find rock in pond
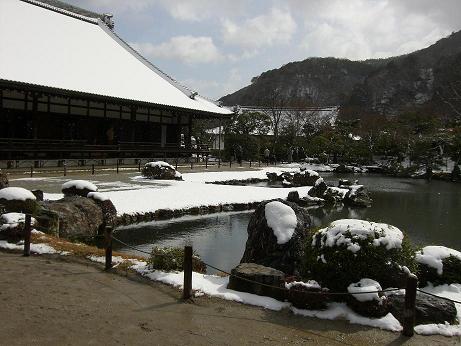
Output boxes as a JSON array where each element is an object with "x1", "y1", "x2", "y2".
[
  {"x1": 240, "y1": 200, "x2": 311, "y2": 275},
  {"x1": 343, "y1": 185, "x2": 372, "y2": 208},
  {"x1": 227, "y1": 263, "x2": 286, "y2": 301}
]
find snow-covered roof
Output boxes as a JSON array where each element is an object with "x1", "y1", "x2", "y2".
[{"x1": 0, "y1": 0, "x2": 232, "y2": 116}]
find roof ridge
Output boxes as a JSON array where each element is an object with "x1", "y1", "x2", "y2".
[
  {"x1": 97, "y1": 20, "x2": 220, "y2": 105},
  {"x1": 20, "y1": 0, "x2": 99, "y2": 25}
]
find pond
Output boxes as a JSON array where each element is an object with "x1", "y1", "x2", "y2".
[{"x1": 114, "y1": 174, "x2": 461, "y2": 274}]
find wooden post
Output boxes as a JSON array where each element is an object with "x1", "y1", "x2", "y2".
[
  {"x1": 229, "y1": 159, "x2": 232, "y2": 168},
  {"x1": 205, "y1": 156, "x2": 208, "y2": 169},
  {"x1": 183, "y1": 245, "x2": 193, "y2": 300},
  {"x1": 138, "y1": 160, "x2": 141, "y2": 172},
  {"x1": 91, "y1": 164, "x2": 95, "y2": 175},
  {"x1": 23, "y1": 214, "x2": 32, "y2": 257},
  {"x1": 30, "y1": 166, "x2": 33, "y2": 178},
  {"x1": 105, "y1": 226, "x2": 113, "y2": 271},
  {"x1": 116, "y1": 159, "x2": 119, "y2": 174},
  {"x1": 190, "y1": 158, "x2": 193, "y2": 170},
  {"x1": 402, "y1": 274, "x2": 418, "y2": 337},
  {"x1": 175, "y1": 156, "x2": 178, "y2": 170},
  {"x1": 63, "y1": 164, "x2": 67, "y2": 176},
  {"x1": 249, "y1": 160, "x2": 252, "y2": 168}
]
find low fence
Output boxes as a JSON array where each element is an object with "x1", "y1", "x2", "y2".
[{"x1": 4, "y1": 217, "x2": 461, "y2": 338}]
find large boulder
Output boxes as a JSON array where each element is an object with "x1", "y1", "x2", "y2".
[
  {"x1": 0, "y1": 187, "x2": 40, "y2": 214},
  {"x1": 142, "y1": 161, "x2": 182, "y2": 180},
  {"x1": 307, "y1": 178, "x2": 328, "y2": 198},
  {"x1": 388, "y1": 293, "x2": 457, "y2": 325},
  {"x1": 227, "y1": 263, "x2": 286, "y2": 301},
  {"x1": 0, "y1": 171, "x2": 8, "y2": 189},
  {"x1": 62, "y1": 180, "x2": 98, "y2": 198},
  {"x1": 306, "y1": 219, "x2": 417, "y2": 292},
  {"x1": 34, "y1": 207, "x2": 60, "y2": 236},
  {"x1": 267, "y1": 170, "x2": 320, "y2": 187},
  {"x1": 240, "y1": 200, "x2": 311, "y2": 275},
  {"x1": 343, "y1": 185, "x2": 372, "y2": 208},
  {"x1": 42, "y1": 196, "x2": 104, "y2": 238},
  {"x1": 416, "y1": 246, "x2": 461, "y2": 286}
]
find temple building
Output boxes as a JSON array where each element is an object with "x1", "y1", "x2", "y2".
[{"x1": 0, "y1": 0, "x2": 231, "y2": 163}]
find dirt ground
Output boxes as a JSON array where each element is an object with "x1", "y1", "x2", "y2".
[{"x1": 1, "y1": 251, "x2": 459, "y2": 346}]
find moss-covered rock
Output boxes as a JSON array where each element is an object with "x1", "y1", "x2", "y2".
[{"x1": 305, "y1": 219, "x2": 417, "y2": 293}]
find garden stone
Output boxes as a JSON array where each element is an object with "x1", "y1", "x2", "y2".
[
  {"x1": 388, "y1": 293, "x2": 457, "y2": 325},
  {"x1": 227, "y1": 263, "x2": 286, "y2": 301},
  {"x1": 142, "y1": 161, "x2": 182, "y2": 180},
  {"x1": 34, "y1": 206, "x2": 60, "y2": 236},
  {"x1": 307, "y1": 179, "x2": 328, "y2": 198},
  {"x1": 31, "y1": 190, "x2": 44, "y2": 201},
  {"x1": 42, "y1": 196, "x2": 104, "y2": 238},
  {"x1": 240, "y1": 200, "x2": 311, "y2": 275},
  {"x1": 287, "y1": 191, "x2": 300, "y2": 203},
  {"x1": 346, "y1": 295, "x2": 389, "y2": 318},
  {"x1": 343, "y1": 185, "x2": 372, "y2": 208}
]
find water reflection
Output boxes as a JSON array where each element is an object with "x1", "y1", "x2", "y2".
[{"x1": 117, "y1": 175, "x2": 461, "y2": 273}]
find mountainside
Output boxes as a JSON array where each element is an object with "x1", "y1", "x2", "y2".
[{"x1": 220, "y1": 30, "x2": 461, "y2": 117}]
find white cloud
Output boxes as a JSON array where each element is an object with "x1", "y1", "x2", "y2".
[
  {"x1": 297, "y1": 0, "x2": 452, "y2": 60},
  {"x1": 221, "y1": 8, "x2": 297, "y2": 49},
  {"x1": 157, "y1": 0, "x2": 246, "y2": 22},
  {"x1": 131, "y1": 36, "x2": 223, "y2": 64}
]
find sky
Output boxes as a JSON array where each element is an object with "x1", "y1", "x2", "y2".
[{"x1": 65, "y1": 0, "x2": 461, "y2": 100}]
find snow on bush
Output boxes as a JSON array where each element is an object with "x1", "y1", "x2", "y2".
[
  {"x1": 0, "y1": 187, "x2": 36, "y2": 201},
  {"x1": 416, "y1": 246, "x2": 461, "y2": 275},
  {"x1": 347, "y1": 279, "x2": 384, "y2": 303},
  {"x1": 62, "y1": 180, "x2": 97, "y2": 192},
  {"x1": 86, "y1": 192, "x2": 109, "y2": 201},
  {"x1": 0, "y1": 212, "x2": 36, "y2": 231},
  {"x1": 416, "y1": 246, "x2": 461, "y2": 285},
  {"x1": 285, "y1": 280, "x2": 321, "y2": 290},
  {"x1": 306, "y1": 219, "x2": 416, "y2": 292},
  {"x1": 142, "y1": 161, "x2": 182, "y2": 180},
  {"x1": 313, "y1": 219, "x2": 404, "y2": 253},
  {"x1": 265, "y1": 201, "x2": 297, "y2": 244}
]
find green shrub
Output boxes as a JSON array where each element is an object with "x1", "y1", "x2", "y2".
[
  {"x1": 417, "y1": 255, "x2": 461, "y2": 286},
  {"x1": 303, "y1": 221, "x2": 417, "y2": 293},
  {"x1": 147, "y1": 247, "x2": 206, "y2": 273}
]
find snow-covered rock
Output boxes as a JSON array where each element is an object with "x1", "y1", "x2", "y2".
[
  {"x1": 241, "y1": 200, "x2": 311, "y2": 275},
  {"x1": 62, "y1": 180, "x2": 98, "y2": 197},
  {"x1": 142, "y1": 161, "x2": 182, "y2": 180}
]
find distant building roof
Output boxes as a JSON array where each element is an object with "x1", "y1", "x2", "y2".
[{"x1": 0, "y1": 0, "x2": 232, "y2": 116}]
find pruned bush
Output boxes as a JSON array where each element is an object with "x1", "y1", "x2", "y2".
[
  {"x1": 304, "y1": 219, "x2": 417, "y2": 293},
  {"x1": 147, "y1": 247, "x2": 206, "y2": 273},
  {"x1": 416, "y1": 246, "x2": 461, "y2": 286},
  {"x1": 142, "y1": 161, "x2": 182, "y2": 180}
]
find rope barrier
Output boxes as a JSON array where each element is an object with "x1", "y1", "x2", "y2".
[
  {"x1": 111, "y1": 235, "x2": 156, "y2": 256},
  {"x1": 416, "y1": 289, "x2": 461, "y2": 305}
]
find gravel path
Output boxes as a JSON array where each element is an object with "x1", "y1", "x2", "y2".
[{"x1": 1, "y1": 252, "x2": 458, "y2": 345}]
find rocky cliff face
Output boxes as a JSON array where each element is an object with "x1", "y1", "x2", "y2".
[{"x1": 220, "y1": 30, "x2": 461, "y2": 118}]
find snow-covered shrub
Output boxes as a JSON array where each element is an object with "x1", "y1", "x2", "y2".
[
  {"x1": 62, "y1": 180, "x2": 98, "y2": 197},
  {"x1": 305, "y1": 219, "x2": 416, "y2": 292},
  {"x1": 0, "y1": 212, "x2": 37, "y2": 239},
  {"x1": 147, "y1": 247, "x2": 206, "y2": 273},
  {"x1": 416, "y1": 246, "x2": 461, "y2": 286},
  {"x1": 0, "y1": 187, "x2": 39, "y2": 214},
  {"x1": 141, "y1": 161, "x2": 182, "y2": 180},
  {"x1": 286, "y1": 280, "x2": 330, "y2": 310},
  {"x1": 346, "y1": 278, "x2": 389, "y2": 317}
]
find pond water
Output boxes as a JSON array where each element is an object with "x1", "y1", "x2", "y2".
[{"x1": 115, "y1": 174, "x2": 461, "y2": 273}]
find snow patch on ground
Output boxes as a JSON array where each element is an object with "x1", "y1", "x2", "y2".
[
  {"x1": 0, "y1": 240, "x2": 68, "y2": 255},
  {"x1": 416, "y1": 246, "x2": 461, "y2": 275},
  {"x1": 265, "y1": 201, "x2": 297, "y2": 244}
]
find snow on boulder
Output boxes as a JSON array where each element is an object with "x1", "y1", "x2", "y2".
[
  {"x1": 62, "y1": 180, "x2": 98, "y2": 197},
  {"x1": 0, "y1": 187, "x2": 39, "y2": 214},
  {"x1": 416, "y1": 246, "x2": 461, "y2": 285},
  {"x1": 265, "y1": 201, "x2": 297, "y2": 245},
  {"x1": 308, "y1": 219, "x2": 416, "y2": 291},
  {"x1": 142, "y1": 161, "x2": 182, "y2": 180},
  {"x1": 241, "y1": 200, "x2": 311, "y2": 275},
  {"x1": 86, "y1": 192, "x2": 109, "y2": 201}
]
